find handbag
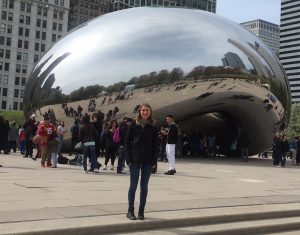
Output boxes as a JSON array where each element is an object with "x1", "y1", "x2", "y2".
[
  {"x1": 32, "y1": 134, "x2": 41, "y2": 144},
  {"x1": 74, "y1": 142, "x2": 83, "y2": 150}
]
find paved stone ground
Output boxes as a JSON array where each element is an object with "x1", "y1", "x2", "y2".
[{"x1": 1, "y1": 152, "x2": 300, "y2": 234}]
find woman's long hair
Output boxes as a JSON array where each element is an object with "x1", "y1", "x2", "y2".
[
  {"x1": 109, "y1": 119, "x2": 118, "y2": 129},
  {"x1": 136, "y1": 103, "x2": 155, "y2": 126}
]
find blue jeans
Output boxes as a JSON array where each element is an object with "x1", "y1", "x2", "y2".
[
  {"x1": 128, "y1": 162, "x2": 152, "y2": 209},
  {"x1": 83, "y1": 145, "x2": 98, "y2": 171},
  {"x1": 117, "y1": 145, "x2": 126, "y2": 172},
  {"x1": 58, "y1": 135, "x2": 64, "y2": 153},
  {"x1": 19, "y1": 140, "x2": 25, "y2": 154}
]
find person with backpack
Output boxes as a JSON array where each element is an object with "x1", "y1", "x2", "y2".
[
  {"x1": 103, "y1": 120, "x2": 118, "y2": 170},
  {"x1": 125, "y1": 103, "x2": 159, "y2": 220},
  {"x1": 116, "y1": 117, "x2": 132, "y2": 174}
]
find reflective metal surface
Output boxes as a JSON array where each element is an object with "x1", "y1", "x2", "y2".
[{"x1": 24, "y1": 7, "x2": 291, "y2": 154}]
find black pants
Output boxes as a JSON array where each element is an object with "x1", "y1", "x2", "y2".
[
  {"x1": 105, "y1": 145, "x2": 116, "y2": 165},
  {"x1": 297, "y1": 151, "x2": 300, "y2": 164},
  {"x1": 273, "y1": 149, "x2": 283, "y2": 166},
  {"x1": 71, "y1": 137, "x2": 78, "y2": 152},
  {"x1": 25, "y1": 139, "x2": 33, "y2": 157},
  {"x1": 95, "y1": 138, "x2": 100, "y2": 158},
  {"x1": 9, "y1": 141, "x2": 17, "y2": 152},
  {"x1": 117, "y1": 145, "x2": 126, "y2": 172}
]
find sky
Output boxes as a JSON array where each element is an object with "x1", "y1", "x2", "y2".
[{"x1": 217, "y1": 0, "x2": 281, "y2": 25}]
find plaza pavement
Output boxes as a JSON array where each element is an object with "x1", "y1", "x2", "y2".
[{"x1": 1, "y1": 153, "x2": 300, "y2": 234}]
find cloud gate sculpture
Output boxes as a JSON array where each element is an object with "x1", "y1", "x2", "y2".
[{"x1": 24, "y1": 7, "x2": 291, "y2": 155}]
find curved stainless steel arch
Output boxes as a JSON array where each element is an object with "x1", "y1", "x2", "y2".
[{"x1": 24, "y1": 7, "x2": 291, "y2": 155}]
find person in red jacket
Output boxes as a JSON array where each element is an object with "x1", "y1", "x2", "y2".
[{"x1": 37, "y1": 115, "x2": 56, "y2": 167}]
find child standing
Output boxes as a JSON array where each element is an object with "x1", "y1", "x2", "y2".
[{"x1": 18, "y1": 127, "x2": 26, "y2": 155}]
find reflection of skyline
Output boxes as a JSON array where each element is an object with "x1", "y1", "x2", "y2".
[
  {"x1": 222, "y1": 52, "x2": 246, "y2": 69},
  {"x1": 32, "y1": 8, "x2": 261, "y2": 94},
  {"x1": 43, "y1": 74, "x2": 55, "y2": 90},
  {"x1": 227, "y1": 38, "x2": 272, "y2": 79},
  {"x1": 27, "y1": 7, "x2": 286, "y2": 104}
]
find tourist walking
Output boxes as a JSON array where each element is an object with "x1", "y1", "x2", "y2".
[
  {"x1": 240, "y1": 133, "x2": 250, "y2": 162},
  {"x1": 117, "y1": 117, "x2": 132, "y2": 174},
  {"x1": 273, "y1": 133, "x2": 283, "y2": 167},
  {"x1": 281, "y1": 135, "x2": 289, "y2": 167},
  {"x1": 125, "y1": 103, "x2": 159, "y2": 220},
  {"x1": 23, "y1": 115, "x2": 37, "y2": 158},
  {"x1": 78, "y1": 115, "x2": 99, "y2": 173},
  {"x1": 162, "y1": 115, "x2": 178, "y2": 175},
  {"x1": 103, "y1": 120, "x2": 118, "y2": 170},
  {"x1": 8, "y1": 121, "x2": 18, "y2": 153},
  {"x1": 57, "y1": 120, "x2": 67, "y2": 156},
  {"x1": 290, "y1": 136, "x2": 298, "y2": 165},
  {"x1": 0, "y1": 116, "x2": 9, "y2": 154}
]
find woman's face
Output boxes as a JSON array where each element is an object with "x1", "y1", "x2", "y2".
[
  {"x1": 140, "y1": 106, "x2": 151, "y2": 120},
  {"x1": 112, "y1": 121, "x2": 117, "y2": 127}
]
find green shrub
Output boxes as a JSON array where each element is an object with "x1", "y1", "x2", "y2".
[{"x1": 0, "y1": 111, "x2": 25, "y2": 127}]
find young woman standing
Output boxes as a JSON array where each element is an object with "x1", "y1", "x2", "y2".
[
  {"x1": 57, "y1": 120, "x2": 67, "y2": 156},
  {"x1": 103, "y1": 120, "x2": 118, "y2": 170},
  {"x1": 125, "y1": 103, "x2": 159, "y2": 220}
]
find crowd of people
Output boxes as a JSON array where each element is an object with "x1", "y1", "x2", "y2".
[
  {"x1": 272, "y1": 133, "x2": 300, "y2": 167},
  {"x1": 1, "y1": 101, "x2": 300, "y2": 220}
]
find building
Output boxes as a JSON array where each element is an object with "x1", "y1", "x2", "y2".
[
  {"x1": 68, "y1": 0, "x2": 216, "y2": 31},
  {"x1": 222, "y1": 52, "x2": 246, "y2": 70},
  {"x1": 68, "y1": 0, "x2": 111, "y2": 30},
  {"x1": 0, "y1": 0, "x2": 69, "y2": 111},
  {"x1": 241, "y1": 19, "x2": 280, "y2": 56},
  {"x1": 111, "y1": 0, "x2": 216, "y2": 13},
  {"x1": 280, "y1": 0, "x2": 300, "y2": 103}
]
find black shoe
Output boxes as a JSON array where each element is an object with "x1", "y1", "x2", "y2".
[
  {"x1": 127, "y1": 209, "x2": 137, "y2": 220},
  {"x1": 117, "y1": 170, "x2": 126, "y2": 174},
  {"x1": 30, "y1": 156, "x2": 37, "y2": 161},
  {"x1": 164, "y1": 170, "x2": 175, "y2": 175},
  {"x1": 23, "y1": 155, "x2": 28, "y2": 158},
  {"x1": 174, "y1": 169, "x2": 176, "y2": 173},
  {"x1": 138, "y1": 207, "x2": 144, "y2": 220},
  {"x1": 88, "y1": 168, "x2": 93, "y2": 172}
]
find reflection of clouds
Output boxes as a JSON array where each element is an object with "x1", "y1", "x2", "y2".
[{"x1": 30, "y1": 7, "x2": 285, "y2": 98}]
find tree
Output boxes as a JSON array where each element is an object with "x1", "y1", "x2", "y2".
[
  {"x1": 169, "y1": 67, "x2": 184, "y2": 83},
  {"x1": 156, "y1": 69, "x2": 170, "y2": 83},
  {"x1": 286, "y1": 104, "x2": 300, "y2": 138},
  {"x1": 186, "y1": 66, "x2": 205, "y2": 79}
]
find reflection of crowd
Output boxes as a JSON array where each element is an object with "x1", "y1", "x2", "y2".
[{"x1": 62, "y1": 103, "x2": 83, "y2": 118}]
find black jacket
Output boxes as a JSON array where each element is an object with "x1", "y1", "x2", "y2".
[
  {"x1": 118, "y1": 121, "x2": 128, "y2": 146},
  {"x1": 78, "y1": 123, "x2": 97, "y2": 143},
  {"x1": 167, "y1": 123, "x2": 178, "y2": 144},
  {"x1": 125, "y1": 122, "x2": 159, "y2": 165}
]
